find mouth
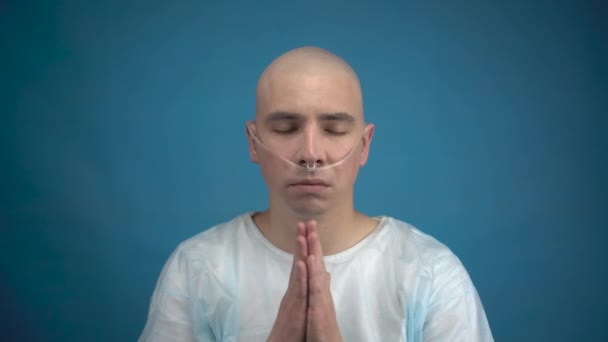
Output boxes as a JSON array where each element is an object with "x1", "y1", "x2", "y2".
[
  {"x1": 289, "y1": 179, "x2": 330, "y2": 192},
  {"x1": 291, "y1": 179, "x2": 329, "y2": 186}
]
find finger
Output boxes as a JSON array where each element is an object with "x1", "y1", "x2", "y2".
[
  {"x1": 288, "y1": 249, "x2": 298, "y2": 287},
  {"x1": 295, "y1": 260, "x2": 308, "y2": 299},
  {"x1": 296, "y1": 222, "x2": 308, "y2": 261},
  {"x1": 306, "y1": 221, "x2": 326, "y2": 271},
  {"x1": 289, "y1": 223, "x2": 308, "y2": 286},
  {"x1": 307, "y1": 254, "x2": 321, "y2": 306},
  {"x1": 297, "y1": 221, "x2": 307, "y2": 238}
]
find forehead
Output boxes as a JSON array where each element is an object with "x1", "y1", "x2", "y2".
[{"x1": 256, "y1": 70, "x2": 364, "y2": 122}]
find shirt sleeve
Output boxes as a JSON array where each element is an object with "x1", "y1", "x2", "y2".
[
  {"x1": 422, "y1": 249, "x2": 494, "y2": 342},
  {"x1": 139, "y1": 247, "x2": 215, "y2": 342}
]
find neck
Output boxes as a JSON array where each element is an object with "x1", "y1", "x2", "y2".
[{"x1": 253, "y1": 199, "x2": 378, "y2": 256}]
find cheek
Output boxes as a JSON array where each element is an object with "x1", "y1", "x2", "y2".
[
  {"x1": 345, "y1": 165, "x2": 361, "y2": 186},
  {"x1": 258, "y1": 165, "x2": 280, "y2": 192},
  {"x1": 348, "y1": 152, "x2": 365, "y2": 181},
  {"x1": 258, "y1": 157, "x2": 277, "y2": 175},
  {"x1": 332, "y1": 159, "x2": 361, "y2": 188},
  {"x1": 258, "y1": 155, "x2": 289, "y2": 187}
]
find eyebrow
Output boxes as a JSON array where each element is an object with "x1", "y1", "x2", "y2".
[
  {"x1": 318, "y1": 112, "x2": 356, "y2": 123},
  {"x1": 265, "y1": 111, "x2": 356, "y2": 124},
  {"x1": 265, "y1": 111, "x2": 302, "y2": 124}
]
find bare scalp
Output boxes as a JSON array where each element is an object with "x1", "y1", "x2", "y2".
[{"x1": 255, "y1": 46, "x2": 364, "y2": 121}]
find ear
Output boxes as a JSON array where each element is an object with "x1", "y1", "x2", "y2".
[
  {"x1": 359, "y1": 123, "x2": 375, "y2": 167},
  {"x1": 246, "y1": 121, "x2": 259, "y2": 164}
]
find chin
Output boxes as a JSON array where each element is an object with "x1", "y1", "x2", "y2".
[{"x1": 287, "y1": 199, "x2": 329, "y2": 219}]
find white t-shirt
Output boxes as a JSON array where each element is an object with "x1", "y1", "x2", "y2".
[{"x1": 139, "y1": 213, "x2": 493, "y2": 341}]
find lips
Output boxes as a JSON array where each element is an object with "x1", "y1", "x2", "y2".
[
  {"x1": 290, "y1": 179, "x2": 329, "y2": 193},
  {"x1": 292, "y1": 179, "x2": 328, "y2": 186}
]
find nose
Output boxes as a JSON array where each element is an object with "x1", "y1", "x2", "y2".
[{"x1": 297, "y1": 127, "x2": 324, "y2": 169}]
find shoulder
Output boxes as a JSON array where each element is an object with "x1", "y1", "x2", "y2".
[
  {"x1": 179, "y1": 213, "x2": 250, "y2": 255},
  {"x1": 378, "y1": 216, "x2": 458, "y2": 266},
  {"x1": 162, "y1": 213, "x2": 251, "y2": 276},
  {"x1": 381, "y1": 217, "x2": 477, "y2": 294},
  {"x1": 178, "y1": 214, "x2": 248, "y2": 252},
  {"x1": 372, "y1": 216, "x2": 474, "y2": 288}
]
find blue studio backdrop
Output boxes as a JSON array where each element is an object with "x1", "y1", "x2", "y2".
[{"x1": 1, "y1": 1, "x2": 606, "y2": 341}]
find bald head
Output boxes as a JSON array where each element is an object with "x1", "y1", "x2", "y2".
[{"x1": 255, "y1": 47, "x2": 364, "y2": 122}]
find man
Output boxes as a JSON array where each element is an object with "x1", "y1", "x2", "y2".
[{"x1": 139, "y1": 47, "x2": 493, "y2": 341}]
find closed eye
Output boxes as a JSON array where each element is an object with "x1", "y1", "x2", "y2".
[
  {"x1": 324, "y1": 129, "x2": 348, "y2": 136},
  {"x1": 272, "y1": 127, "x2": 298, "y2": 134}
]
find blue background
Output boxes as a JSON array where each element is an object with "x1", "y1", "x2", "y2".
[{"x1": 1, "y1": 0, "x2": 606, "y2": 340}]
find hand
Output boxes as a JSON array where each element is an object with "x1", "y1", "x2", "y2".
[
  {"x1": 305, "y1": 221, "x2": 342, "y2": 342},
  {"x1": 267, "y1": 223, "x2": 309, "y2": 342}
]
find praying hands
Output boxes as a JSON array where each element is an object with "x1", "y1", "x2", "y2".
[{"x1": 267, "y1": 221, "x2": 343, "y2": 342}]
